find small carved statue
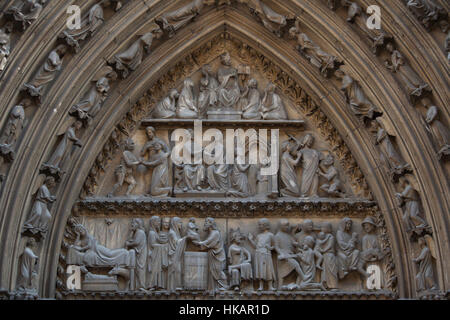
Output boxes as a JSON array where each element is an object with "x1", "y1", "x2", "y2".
[
  {"x1": 109, "y1": 138, "x2": 140, "y2": 197},
  {"x1": 195, "y1": 217, "x2": 228, "y2": 292},
  {"x1": 261, "y1": 83, "x2": 287, "y2": 120},
  {"x1": 295, "y1": 236, "x2": 325, "y2": 290},
  {"x1": 422, "y1": 100, "x2": 450, "y2": 160},
  {"x1": 336, "y1": 217, "x2": 368, "y2": 279},
  {"x1": 228, "y1": 228, "x2": 252, "y2": 290},
  {"x1": 5, "y1": 0, "x2": 44, "y2": 30},
  {"x1": 395, "y1": 177, "x2": 430, "y2": 236},
  {"x1": 156, "y1": 0, "x2": 205, "y2": 37},
  {"x1": 111, "y1": 27, "x2": 163, "y2": 79},
  {"x1": 314, "y1": 223, "x2": 339, "y2": 289},
  {"x1": 280, "y1": 138, "x2": 301, "y2": 197},
  {"x1": 298, "y1": 134, "x2": 324, "y2": 198},
  {"x1": 176, "y1": 78, "x2": 199, "y2": 119},
  {"x1": 406, "y1": 0, "x2": 447, "y2": 30},
  {"x1": 413, "y1": 237, "x2": 437, "y2": 291},
  {"x1": 125, "y1": 218, "x2": 147, "y2": 290},
  {"x1": 152, "y1": 89, "x2": 179, "y2": 119},
  {"x1": 146, "y1": 216, "x2": 167, "y2": 290},
  {"x1": 360, "y1": 217, "x2": 385, "y2": 263},
  {"x1": 217, "y1": 52, "x2": 241, "y2": 111},
  {"x1": 187, "y1": 218, "x2": 201, "y2": 243},
  {"x1": 0, "y1": 27, "x2": 11, "y2": 72},
  {"x1": 446, "y1": 31, "x2": 450, "y2": 62},
  {"x1": 23, "y1": 176, "x2": 56, "y2": 236},
  {"x1": 240, "y1": 78, "x2": 262, "y2": 119},
  {"x1": 17, "y1": 238, "x2": 39, "y2": 292},
  {"x1": 240, "y1": 0, "x2": 287, "y2": 37},
  {"x1": 142, "y1": 141, "x2": 172, "y2": 197},
  {"x1": 205, "y1": 150, "x2": 229, "y2": 192},
  {"x1": 24, "y1": 45, "x2": 67, "y2": 103},
  {"x1": 289, "y1": 21, "x2": 343, "y2": 77},
  {"x1": 228, "y1": 152, "x2": 251, "y2": 198},
  {"x1": 168, "y1": 217, "x2": 187, "y2": 292},
  {"x1": 41, "y1": 121, "x2": 83, "y2": 177},
  {"x1": 295, "y1": 219, "x2": 316, "y2": 247},
  {"x1": 198, "y1": 64, "x2": 219, "y2": 118},
  {"x1": 319, "y1": 154, "x2": 345, "y2": 198},
  {"x1": 59, "y1": 3, "x2": 104, "y2": 52},
  {"x1": 274, "y1": 219, "x2": 303, "y2": 290},
  {"x1": 248, "y1": 218, "x2": 276, "y2": 291},
  {"x1": 385, "y1": 42, "x2": 431, "y2": 102}
]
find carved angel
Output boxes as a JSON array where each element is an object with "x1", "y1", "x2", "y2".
[
  {"x1": 5, "y1": 0, "x2": 43, "y2": 30},
  {"x1": 0, "y1": 28, "x2": 11, "y2": 72},
  {"x1": 156, "y1": 0, "x2": 205, "y2": 37},
  {"x1": 240, "y1": 0, "x2": 288, "y2": 37},
  {"x1": 422, "y1": 100, "x2": 450, "y2": 160}
]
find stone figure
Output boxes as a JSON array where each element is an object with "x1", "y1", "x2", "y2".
[
  {"x1": 248, "y1": 218, "x2": 276, "y2": 291},
  {"x1": 385, "y1": 42, "x2": 431, "y2": 101},
  {"x1": 319, "y1": 154, "x2": 345, "y2": 198},
  {"x1": 261, "y1": 83, "x2": 287, "y2": 120},
  {"x1": 109, "y1": 138, "x2": 140, "y2": 197},
  {"x1": 152, "y1": 89, "x2": 179, "y2": 119},
  {"x1": 206, "y1": 160, "x2": 229, "y2": 192},
  {"x1": 336, "y1": 217, "x2": 368, "y2": 279},
  {"x1": 17, "y1": 238, "x2": 38, "y2": 291},
  {"x1": 298, "y1": 134, "x2": 323, "y2": 198},
  {"x1": 168, "y1": 217, "x2": 187, "y2": 292},
  {"x1": 314, "y1": 223, "x2": 338, "y2": 289},
  {"x1": 176, "y1": 78, "x2": 199, "y2": 119},
  {"x1": 289, "y1": 21, "x2": 342, "y2": 77},
  {"x1": 295, "y1": 219, "x2": 316, "y2": 247},
  {"x1": 69, "y1": 76, "x2": 113, "y2": 123},
  {"x1": 23, "y1": 176, "x2": 56, "y2": 236},
  {"x1": 295, "y1": 236, "x2": 325, "y2": 290},
  {"x1": 360, "y1": 217, "x2": 385, "y2": 263},
  {"x1": 217, "y1": 52, "x2": 241, "y2": 111},
  {"x1": 0, "y1": 104, "x2": 26, "y2": 180},
  {"x1": 0, "y1": 27, "x2": 11, "y2": 72},
  {"x1": 228, "y1": 228, "x2": 252, "y2": 290},
  {"x1": 5, "y1": 0, "x2": 43, "y2": 30},
  {"x1": 241, "y1": 0, "x2": 287, "y2": 37},
  {"x1": 142, "y1": 126, "x2": 170, "y2": 155},
  {"x1": 42, "y1": 121, "x2": 83, "y2": 175},
  {"x1": 327, "y1": 0, "x2": 338, "y2": 10},
  {"x1": 24, "y1": 45, "x2": 67, "y2": 103},
  {"x1": 413, "y1": 237, "x2": 437, "y2": 291},
  {"x1": 142, "y1": 141, "x2": 171, "y2": 197},
  {"x1": 336, "y1": 70, "x2": 381, "y2": 120},
  {"x1": 395, "y1": 177, "x2": 429, "y2": 235},
  {"x1": 423, "y1": 102, "x2": 450, "y2": 160},
  {"x1": 59, "y1": 3, "x2": 104, "y2": 52},
  {"x1": 125, "y1": 218, "x2": 147, "y2": 290},
  {"x1": 240, "y1": 78, "x2": 262, "y2": 119},
  {"x1": 198, "y1": 64, "x2": 219, "y2": 118},
  {"x1": 446, "y1": 31, "x2": 450, "y2": 62},
  {"x1": 112, "y1": 28, "x2": 162, "y2": 79},
  {"x1": 67, "y1": 224, "x2": 135, "y2": 268},
  {"x1": 156, "y1": 0, "x2": 205, "y2": 37},
  {"x1": 146, "y1": 216, "x2": 168, "y2": 290},
  {"x1": 274, "y1": 219, "x2": 303, "y2": 290},
  {"x1": 186, "y1": 218, "x2": 201, "y2": 243},
  {"x1": 406, "y1": 0, "x2": 446, "y2": 30},
  {"x1": 280, "y1": 139, "x2": 301, "y2": 197},
  {"x1": 196, "y1": 218, "x2": 228, "y2": 292},
  {"x1": 228, "y1": 152, "x2": 250, "y2": 198}
]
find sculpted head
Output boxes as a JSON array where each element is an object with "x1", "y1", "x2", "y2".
[
  {"x1": 303, "y1": 236, "x2": 315, "y2": 249},
  {"x1": 258, "y1": 218, "x2": 270, "y2": 232},
  {"x1": 302, "y1": 219, "x2": 314, "y2": 232},
  {"x1": 265, "y1": 83, "x2": 276, "y2": 94},
  {"x1": 162, "y1": 217, "x2": 170, "y2": 230},
  {"x1": 230, "y1": 228, "x2": 243, "y2": 245},
  {"x1": 125, "y1": 138, "x2": 135, "y2": 151},
  {"x1": 150, "y1": 216, "x2": 161, "y2": 231},
  {"x1": 321, "y1": 222, "x2": 333, "y2": 234},
  {"x1": 362, "y1": 217, "x2": 377, "y2": 234},
  {"x1": 184, "y1": 78, "x2": 194, "y2": 88},
  {"x1": 74, "y1": 120, "x2": 83, "y2": 131},
  {"x1": 289, "y1": 26, "x2": 299, "y2": 38},
  {"x1": 279, "y1": 219, "x2": 290, "y2": 233},
  {"x1": 302, "y1": 134, "x2": 315, "y2": 148},
  {"x1": 26, "y1": 237, "x2": 36, "y2": 249},
  {"x1": 146, "y1": 126, "x2": 156, "y2": 140},
  {"x1": 169, "y1": 89, "x2": 179, "y2": 100},
  {"x1": 96, "y1": 77, "x2": 110, "y2": 93},
  {"x1": 340, "y1": 217, "x2": 353, "y2": 232},
  {"x1": 323, "y1": 154, "x2": 335, "y2": 167},
  {"x1": 204, "y1": 217, "x2": 217, "y2": 231},
  {"x1": 220, "y1": 52, "x2": 232, "y2": 66},
  {"x1": 44, "y1": 176, "x2": 56, "y2": 189},
  {"x1": 248, "y1": 78, "x2": 258, "y2": 89}
]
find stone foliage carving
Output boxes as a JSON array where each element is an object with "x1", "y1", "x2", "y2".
[{"x1": 405, "y1": 0, "x2": 448, "y2": 31}]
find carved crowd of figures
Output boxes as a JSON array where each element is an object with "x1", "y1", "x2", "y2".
[{"x1": 64, "y1": 216, "x2": 388, "y2": 293}]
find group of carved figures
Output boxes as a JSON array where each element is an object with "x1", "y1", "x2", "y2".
[
  {"x1": 63, "y1": 216, "x2": 389, "y2": 293},
  {"x1": 151, "y1": 52, "x2": 287, "y2": 120}
]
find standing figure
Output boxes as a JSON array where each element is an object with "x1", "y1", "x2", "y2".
[
  {"x1": 198, "y1": 64, "x2": 219, "y2": 117},
  {"x1": 228, "y1": 228, "x2": 253, "y2": 290},
  {"x1": 196, "y1": 218, "x2": 228, "y2": 292},
  {"x1": 413, "y1": 237, "x2": 437, "y2": 291},
  {"x1": 146, "y1": 216, "x2": 166, "y2": 290},
  {"x1": 175, "y1": 129, "x2": 205, "y2": 191},
  {"x1": 23, "y1": 176, "x2": 56, "y2": 235},
  {"x1": 336, "y1": 217, "x2": 367, "y2": 279},
  {"x1": 261, "y1": 83, "x2": 287, "y2": 120},
  {"x1": 280, "y1": 139, "x2": 301, "y2": 197},
  {"x1": 298, "y1": 134, "x2": 323, "y2": 198},
  {"x1": 141, "y1": 126, "x2": 170, "y2": 155},
  {"x1": 248, "y1": 218, "x2": 276, "y2": 291},
  {"x1": 176, "y1": 78, "x2": 199, "y2": 119},
  {"x1": 228, "y1": 153, "x2": 250, "y2": 198},
  {"x1": 395, "y1": 177, "x2": 429, "y2": 235},
  {"x1": 274, "y1": 219, "x2": 303, "y2": 290},
  {"x1": 295, "y1": 236, "x2": 325, "y2": 290},
  {"x1": 241, "y1": 78, "x2": 262, "y2": 120},
  {"x1": 17, "y1": 238, "x2": 38, "y2": 292},
  {"x1": 24, "y1": 45, "x2": 67, "y2": 102},
  {"x1": 5, "y1": 0, "x2": 43, "y2": 30},
  {"x1": 109, "y1": 138, "x2": 140, "y2": 197},
  {"x1": 112, "y1": 28, "x2": 162, "y2": 78},
  {"x1": 217, "y1": 52, "x2": 241, "y2": 111},
  {"x1": 314, "y1": 223, "x2": 338, "y2": 289},
  {"x1": 0, "y1": 27, "x2": 10, "y2": 72},
  {"x1": 125, "y1": 218, "x2": 147, "y2": 290},
  {"x1": 142, "y1": 141, "x2": 171, "y2": 197},
  {"x1": 423, "y1": 103, "x2": 450, "y2": 160},
  {"x1": 152, "y1": 89, "x2": 179, "y2": 119},
  {"x1": 156, "y1": 0, "x2": 205, "y2": 37},
  {"x1": 167, "y1": 217, "x2": 187, "y2": 292},
  {"x1": 319, "y1": 154, "x2": 345, "y2": 198}
]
